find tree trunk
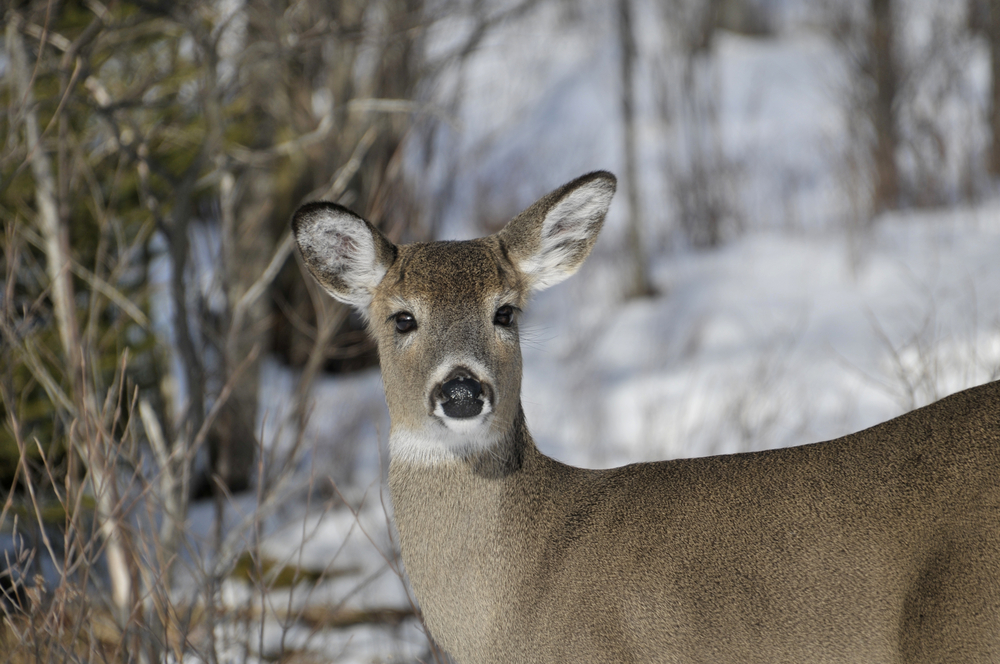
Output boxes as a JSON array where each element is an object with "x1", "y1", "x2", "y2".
[
  {"x1": 870, "y1": 0, "x2": 900, "y2": 212},
  {"x1": 988, "y1": 0, "x2": 1000, "y2": 175},
  {"x1": 618, "y1": 0, "x2": 654, "y2": 299},
  {"x1": 210, "y1": 0, "x2": 284, "y2": 493},
  {"x1": 216, "y1": 166, "x2": 270, "y2": 493}
]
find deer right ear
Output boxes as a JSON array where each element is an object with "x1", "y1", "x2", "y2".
[{"x1": 292, "y1": 202, "x2": 397, "y2": 309}]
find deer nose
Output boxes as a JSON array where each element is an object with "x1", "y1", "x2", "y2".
[{"x1": 439, "y1": 370, "x2": 484, "y2": 419}]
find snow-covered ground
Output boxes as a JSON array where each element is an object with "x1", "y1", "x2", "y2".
[{"x1": 229, "y1": 6, "x2": 1000, "y2": 662}]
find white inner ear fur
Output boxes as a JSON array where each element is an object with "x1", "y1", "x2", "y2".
[
  {"x1": 519, "y1": 182, "x2": 613, "y2": 291},
  {"x1": 298, "y1": 208, "x2": 387, "y2": 308}
]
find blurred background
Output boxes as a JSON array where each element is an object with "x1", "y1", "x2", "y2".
[{"x1": 2, "y1": 0, "x2": 1000, "y2": 661}]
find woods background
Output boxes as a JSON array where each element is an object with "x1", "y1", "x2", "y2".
[{"x1": 3, "y1": 0, "x2": 1000, "y2": 662}]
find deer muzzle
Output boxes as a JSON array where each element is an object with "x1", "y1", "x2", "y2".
[{"x1": 434, "y1": 368, "x2": 490, "y2": 419}]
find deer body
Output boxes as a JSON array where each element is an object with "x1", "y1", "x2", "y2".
[{"x1": 293, "y1": 172, "x2": 1000, "y2": 663}]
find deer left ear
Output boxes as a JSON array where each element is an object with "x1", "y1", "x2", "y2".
[{"x1": 498, "y1": 171, "x2": 616, "y2": 292}]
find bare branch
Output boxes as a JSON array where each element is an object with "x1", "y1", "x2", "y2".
[{"x1": 7, "y1": 15, "x2": 77, "y2": 363}]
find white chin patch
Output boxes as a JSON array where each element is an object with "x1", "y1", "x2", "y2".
[{"x1": 390, "y1": 408, "x2": 500, "y2": 464}]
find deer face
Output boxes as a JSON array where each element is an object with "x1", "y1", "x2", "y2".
[
  {"x1": 291, "y1": 171, "x2": 616, "y2": 462},
  {"x1": 366, "y1": 239, "x2": 529, "y2": 461}
]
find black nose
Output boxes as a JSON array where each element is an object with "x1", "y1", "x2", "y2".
[{"x1": 440, "y1": 374, "x2": 484, "y2": 419}]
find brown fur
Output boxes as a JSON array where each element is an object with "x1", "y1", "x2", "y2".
[
  {"x1": 292, "y1": 172, "x2": 1000, "y2": 663},
  {"x1": 393, "y1": 391, "x2": 1000, "y2": 663}
]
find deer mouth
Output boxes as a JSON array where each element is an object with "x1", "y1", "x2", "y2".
[{"x1": 431, "y1": 367, "x2": 493, "y2": 422}]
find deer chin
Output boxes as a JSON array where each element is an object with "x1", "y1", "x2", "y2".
[{"x1": 389, "y1": 415, "x2": 501, "y2": 465}]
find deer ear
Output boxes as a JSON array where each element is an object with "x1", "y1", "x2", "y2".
[
  {"x1": 498, "y1": 171, "x2": 616, "y2": 292},
  {"x1": 292, "y1": 202, "x2": 397, "y2": 309}
]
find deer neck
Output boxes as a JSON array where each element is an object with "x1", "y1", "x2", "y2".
[{"x1": 387, "y1": 406, "x2": 549, "y2": 654}]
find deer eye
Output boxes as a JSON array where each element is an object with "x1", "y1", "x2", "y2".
[
  {"x1": 494, "y1": 305, "x2": 514, "y2": 327},
  {"x1": 394, "y1": 312, "x2": 417, "y2": 333}
]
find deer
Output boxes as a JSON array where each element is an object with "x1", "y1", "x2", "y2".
[{"x1": 292, "y1": 171, "x2": 1000, "y2": 664}]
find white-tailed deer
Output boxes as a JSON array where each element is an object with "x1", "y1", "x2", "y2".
[{"x1": 292, "y1": 172, "x2": 1000, "y2": 663}]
